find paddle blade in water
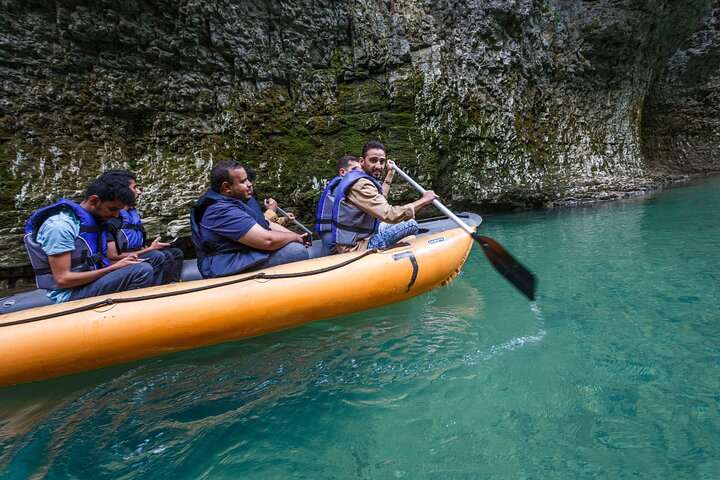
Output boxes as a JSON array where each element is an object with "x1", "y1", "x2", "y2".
[{"x1": 472, "y1": 233, "x2": 536, "y2": 301}]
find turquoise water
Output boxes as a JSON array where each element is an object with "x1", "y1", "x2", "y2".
[{"x1": 1, "y1": 176, "x2": 719, "y2": 479}]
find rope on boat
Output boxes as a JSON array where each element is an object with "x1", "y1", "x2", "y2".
[{"x1": 0, "y1": 248, "x2": 382, "y2": 328}]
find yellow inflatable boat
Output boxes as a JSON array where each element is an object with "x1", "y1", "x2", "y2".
[{"x1": 0, "y1": 218, "x2": 478, "y2": 388}]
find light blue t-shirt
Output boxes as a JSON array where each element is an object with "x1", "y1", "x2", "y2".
[{"x1": 36, "y1": 210, "x2": 80, "y2": 303}]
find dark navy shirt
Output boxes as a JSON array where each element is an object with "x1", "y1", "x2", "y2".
[{"x1": 200, "y1": 201, "x2": 265, "y2": 245}]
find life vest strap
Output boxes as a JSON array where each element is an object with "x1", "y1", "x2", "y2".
[{"x1": 332, "y1": 221, "x2": 376, "y2": 234}]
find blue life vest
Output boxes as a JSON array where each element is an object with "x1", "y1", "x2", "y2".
[
  {"x1": 111, "y1": 208, "x2": 146, "y2": 252},
  {"x1": 331, "y1": 171, "x2": 383, "y2": 247},
  {"x1": 190, "y1": 189, "x2": 271, "y2": 278},
  {"x1": 315, "y1": 176, "x2": 342, "y2": 233},
  {"x1": 24, "y1": 199, "x2": 107, "y2": 289},
  {"x1": 245, "y1": 196, "x2": 265, "y2": 218}
]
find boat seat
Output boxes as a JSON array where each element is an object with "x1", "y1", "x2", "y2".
[{"x1": 1, "y1": 289, "x2": 53, "y2": 314}]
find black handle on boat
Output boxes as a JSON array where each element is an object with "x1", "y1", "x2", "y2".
[
  {"x1": 392, "y1": 164, "x2": 536, "y2": 301},
  {"x1": 277, "y1": 206, "x2": 314, "y2": 239}
]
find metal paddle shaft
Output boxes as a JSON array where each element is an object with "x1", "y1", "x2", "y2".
[
  {"x1": 276, "y1": 206, "x2": 314, "y2": 238},
  {"x1": 392, "y1": 165, "x2": 536, "y2": 301},
  {"x1": 392, "y1": 168, "x2": 475, "y2": 236}
]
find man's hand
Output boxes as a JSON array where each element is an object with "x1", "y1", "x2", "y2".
[
  {"x1": 299, "y1": 233, "x2": 312, "y2": 247},
  {"x1": 385, "y1": 160, "x2": 396, "y2": 181},
  {"x1": 113, "y1": 254, "x2": 147, "y2": 269},
  {"x1": 421, "y1": 190, "x2": 439, "y2": 205},
  {"x1": 409, "y1": 189, "x2": 439, "y2": 213},
  {"x1": 264, "y1": 198, "x2": 278, "y2": 212},
  {"x1": 285, "y1": 212, "x2": 296, "y2": 221},
  {"x1": 149, "y1": 236, "x2": 170, "y2": 250}
]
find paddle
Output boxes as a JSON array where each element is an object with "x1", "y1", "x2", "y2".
[
  {"x1": 392, "y1": 165, "x2": 536, "y2": 301},
  {"x1": 276, "y1": 206, "x2": 314, "y2": 239}
]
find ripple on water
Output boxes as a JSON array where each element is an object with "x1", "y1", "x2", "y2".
[{"x1": 2, "y1": 177, "x2": 719, "y2": 478}]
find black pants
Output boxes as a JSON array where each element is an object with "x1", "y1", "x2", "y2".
[{"x1": 160, "y1": 247, "x2": 184, "y2": 283}]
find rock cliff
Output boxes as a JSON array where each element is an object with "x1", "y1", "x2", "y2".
[{"x1": 1, "y1": 0, "x2": 719, "y2": 284}]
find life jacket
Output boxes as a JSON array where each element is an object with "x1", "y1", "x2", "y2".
[
  {"x1": 24, "y1": 199, "x2": 107, "y2": 289},
  {"x1": 112, "y1": 208, "x2": 146, "y2": 252},
  {"x1": 245, "y1": 196, "x2": 265, "y2": 218},
  {"x1": 190, "y1": 189, "x2": 271, "y2": 278},
  {"x1": 315, "y1": 176, "x2": 342, "y2": 233},
  {"x1": 331, "y1": 171, "x2": 383, "y2": 247}
]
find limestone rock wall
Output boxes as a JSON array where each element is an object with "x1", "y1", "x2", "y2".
[
  {"x1": 1, "y1": 0, "x2": 719, "y2": 281},
  {"x1": 642, "y1": 3, "x2": 720, "y2": 173}
]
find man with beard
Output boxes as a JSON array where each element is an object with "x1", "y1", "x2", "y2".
[
  {"x1": 190, "y1": 161, "x2": 310, "y2": 278},
  {"x1": 331, "y1": 140, "x2": 438, "y2": 254}
]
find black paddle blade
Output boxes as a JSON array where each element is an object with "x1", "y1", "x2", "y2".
[{"x1": 472, "y1": 233, "x2": 536, "y2": 301}]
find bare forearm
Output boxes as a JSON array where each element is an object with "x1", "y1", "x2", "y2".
[
  {"x1": 410, "y1": 190, "x2": 439, "y2": 213},
  {"x1": 264, "y1": 231, "x2": 302, "y2": 250},
  {"x1": 410, "y1": 198, "x2": 432, "y2": 212},
  {"x1": 382, "y1": 171, "x2": 395, "y2": 197},
  {"x1": 52, "y1": 262, "x2": 123, "y2": 289},
  {"x1": 348, "y1": 184, "x2": 413, "y2": 223},
  {"x1": 239, "y1": 224, "x2": 304, "y2": 251},
  {"x1": 108, "y1": 246, "x2": 153, "y2": 262}
]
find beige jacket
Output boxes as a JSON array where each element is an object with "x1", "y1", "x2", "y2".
[
  {"x1": 264, "y1": 209, "x2": 289, "y2": 227},
  {"x1": 336, "y1": 178, "x2": 415, "y2": 253}
]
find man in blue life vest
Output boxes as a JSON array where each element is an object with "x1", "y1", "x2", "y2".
[
  {"x1": 331, "y1": 140, "x2": 439, "y2": 254},
  {"x1": 24, "y1": 175, "x2": 154, "y2": 303},
  {"x1": 190, "y1": 160, "x2": 311, "y2": 278},
  {"x1": 314, "y1": 155, "x2": 363, "y2": 254},
  {"x1": 102, "y1": 170, "x2": 184, "y2": 284}
]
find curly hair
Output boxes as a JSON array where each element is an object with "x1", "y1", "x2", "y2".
[{"x1": 85, "y1": 175, "x2": 135, "y2": 205}]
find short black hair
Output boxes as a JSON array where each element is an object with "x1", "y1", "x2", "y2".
[
  {"x1": 101, "y1": 169, "x2": 137, "y2": 182},
  {"x1": 100, "y1": 170, "x2": 137, "y2": 206},
  {"x1": 85, "y1": 175, "x2": 135, "y2": 205},
  {"x1": 362, "y1": 140, "x2": 386, "y2": 157},
  {"x1": 336, "y1": 155, "x2": 360, "y2": 173},
  {"x1": 245, "y1": 167, "x2": 257, "y2": 182},
  {"x1": 210, "y1": 160, "x2": 244, "y2": 192}
]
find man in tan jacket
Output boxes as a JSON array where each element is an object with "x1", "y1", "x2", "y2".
[{"x1": 332, "y1": 140, "x2": 438, "y2": 253}]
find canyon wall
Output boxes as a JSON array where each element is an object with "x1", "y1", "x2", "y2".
[{"x1": 1, "y1": 0, "x2": 718, "y2": 283}]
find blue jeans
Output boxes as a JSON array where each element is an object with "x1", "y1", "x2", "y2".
[
  {"x1": 320, "y1": 231, "x2": 336, "y2": 255},
  {"x1": 367, "y1": 220, "x2": 419, "y2": 250},
  {"x1": 138, "y1": 250, "x2": 166, "y2": 285},
  {"x1": 68, "y1": 263, "x2": 154, "y2": 301},
  {"x1": 252, "y1": 242, "x2": 309, "y2": 270}
]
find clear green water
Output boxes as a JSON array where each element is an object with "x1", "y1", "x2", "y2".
[{"x1": 1, "y1": 176, "x2": 719, "y2": 479}]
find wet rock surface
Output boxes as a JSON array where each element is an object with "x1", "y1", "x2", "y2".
[{"x1": 1, "y1": 0, "x2": 719, "y2": 282}]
